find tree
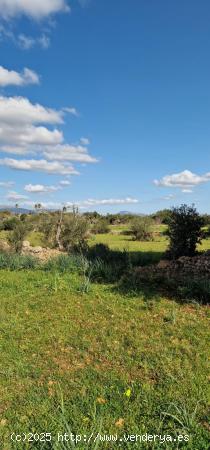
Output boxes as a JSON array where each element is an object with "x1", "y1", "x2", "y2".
[
  {"x1": 56, "y1": 206, "x2": 67, "y2": 251},
  {"x1": 131, "y1": 216, "x2": 154, "y2": 241},
  {"x1": 167, "y1": 204, "x2": 204, "y2": 259},
  {"x1": 152, "y1": 209, "x2": 172, "y2": 224},
  {"x1": 41, "y1": 209, "x2": 89, "y2": 252},
  {"x1": 61, "y1": 212, "x2": 89, "y2": 252},
  {"x1": 8, "y1": 222, "x2": 29, "y2": 253},
  {"x1": 92, "y1": 218, "x2": 109, "y2": 234},
  {"x1": 35, "y1": 203, "x2": 42, "y2": 213}
]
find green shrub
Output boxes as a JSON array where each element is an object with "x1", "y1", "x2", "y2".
[
  {"x1": 167, "y1": 204, "x2": 204, "y2": 259},
  {"x1": 92, "y1": 219, "x2": 109, "y2": 234},
  {"x1": 2, "y1": 217, "x2": 20, "y2": 231},
  {"x1": 61, "y1": 214, "x2": 89, "y2": 252},
  {"x1": 131, "y1": 216, "x2": 154, "y2": 241},
  {"x1": 7, "y1": 222, "x2": 29, "y2": 253}
]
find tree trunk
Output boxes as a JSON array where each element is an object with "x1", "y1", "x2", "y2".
[{"x1": 56, "y1": 210, "x2": 64, "y2": 251}]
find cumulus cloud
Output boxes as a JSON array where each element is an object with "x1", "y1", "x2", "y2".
[
  {"x1": 24, "y1": 183, "x2": 60, "y2": 193},
  {"x1": 154, "y1": 169, "x2": 210, "y2": 191},
  {"x1": 0, "y1": 0, "x2": 70, "y2": 20},
  {"x1": 0, "y1": 96, "x2": 63, "y2": 125},
  {"x1": 0, "y1": 96, "x2": 63, "y2": 150},
  {"x1": 43, "y1": 144, "x2": 98, "y2": 163},
  {"x1": 0, "y1": 158, "x2": 79, "y2": 175},
  {"x1": 0, "y1": 66, "x2": 40, "y2": 87},
  {"x1": 0, "y1": 95, "x2": 97, "y2": 166}
]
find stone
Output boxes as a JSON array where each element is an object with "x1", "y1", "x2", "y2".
[
  {"x1": 157, "y1": 260, "x2": 170, "y2": 268},
  {"x1": 22, "y1": 240, "x2": 31, "y2": 248}
]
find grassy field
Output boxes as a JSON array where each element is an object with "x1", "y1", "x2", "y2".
[
  {"x1": 1, "y1": 224, "x2": 210, "y2": 256},
  {"x1": 0, "y1": 269, "x2": 209, "y2": 449},
  {"x1": 89, "y1": 225, "x2": 210, "y2": 256}
]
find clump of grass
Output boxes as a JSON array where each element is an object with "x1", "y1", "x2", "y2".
[
  {"x1": 43, "y1": 254, "x2": 83, "y2": 274},
  {"x1": 0, "y1": 252, "x2": 39, "y2": 270}
]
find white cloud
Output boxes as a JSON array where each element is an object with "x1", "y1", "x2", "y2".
[
  {"x1": 0, "y1": 127, "x2": 63, "y2": 151},
  {"x1": 0, "y1": 0, "x2": 70, "y2": 20},
  {"x1": 24, "y1": 183, "x2": 60, "y2": 193},
  {"x1": 18, "y1": 33, "x2": 51, "y2": 50},
  {"x1": 60, "y1": 179, "x2": 71, "y2": 186},
  {"x1": 6, "y1": 190, "x2": 28, "y2": 202},
  {"x1": 62, "y1": 107, "x2": 79, "y2": 116},
  {"x1": 0, "y1": 66, "x2": 40, "y2": 87},
  {"x1": 154, "y1": 169, "x2": 210, "y2": 190},
  {"x1": 0, "y1": 96, "x2": 63, "y2": 125},
  {"x1": 0, "y1": 96, "x2": 97, "y2": 174},
  {"x1": 43, "y1": 144, "x2": 98, "y2": 163},
  {"x1": 0, "y1": 180, "x2": 14, "y2": 187},
  {"x1": 38, "y1": 34, "x2": 50, "y2": 49},
  {"x1": 5, "y1": 196, "x2": 139, "y2": 211},
  {"x1": 182, "y1": 189, "x2": 193, "y2": 193},
  {"x1": 80, "y1": 137, "x2": 90, "y2": 145},
  {"x1": 0, "y1": 26, "x2": 51, "y2": 50},
  {"x1": 0, "y1": 158, "x2": 79, "y2": 175},
  {"x1": 0, "y1": 96, "x2": 64, "y2": 151},
  {"x1": 81, "y1": 197, "x2": 139, "y2": 206},
  {"x1": 18, "y1": 34, "x2": 36, "y2": 50}
]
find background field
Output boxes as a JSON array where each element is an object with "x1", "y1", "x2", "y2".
[{"x1": 2, "y1": 223, "x2": 210, "y2": 256}]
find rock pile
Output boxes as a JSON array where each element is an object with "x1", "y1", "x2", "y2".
[
  {"x1": 21, "y1": 241, "x2": 63, "y2": 261},
  {"x1": 134, "y1": 253, "x2": 210, "y2": 282}
]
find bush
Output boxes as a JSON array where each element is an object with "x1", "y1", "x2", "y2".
[
  {"x1": 61, "y1": 214, "x2": 89, "y2": 253},
  {"x1": 131, "y1": 217, "x2": 153, "y2": 241},
  {"x1": 167, "y1": 204, "x2": 204, "y2": 259},
  {"x1": 7, "y1": 222, "x2": 29, "y2": 253},
  {"x1": 92, "y1": 219, "x2": 109, "y2": 234},
  {"x1": 2, "y1": 217, "x2": 20, "y2": 231},
  {"x1": 40, "y1": 211, "x2": 89, "y2": 252}
]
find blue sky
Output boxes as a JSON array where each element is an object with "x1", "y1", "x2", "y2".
[{"x1": 0, "y1": 0, "x2": 210, "y2": 213}]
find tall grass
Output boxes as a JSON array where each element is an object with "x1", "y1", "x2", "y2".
[{"x1": 0, "y1": 252, "x2": 39, "y2": 270}]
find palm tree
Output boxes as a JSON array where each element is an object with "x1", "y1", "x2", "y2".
[
  {"x1": 15, "y1": 203, "x2": 19, "y2": 216},
  {"x1": 34, "y1": 203, "x2": 42, "y2": 213}
]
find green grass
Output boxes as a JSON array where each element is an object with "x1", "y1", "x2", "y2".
[
  {"x1": 89, "y1": 224, "x2": 210, "y2": 258},
  {"x1": 0, "y1": 269, "x2": 209, "y2": 448}
]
